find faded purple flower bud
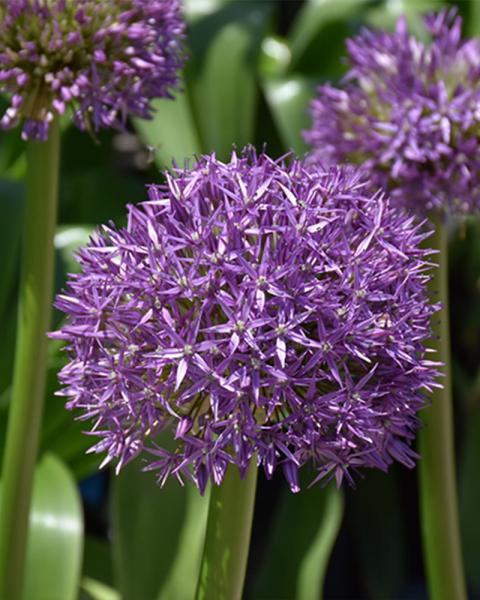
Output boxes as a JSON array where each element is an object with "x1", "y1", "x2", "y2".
[
  {"x1": 52, "y1": 149, "x2": 439, "y2": 493},
  {"x1": 305, "y1": 9, "x2": 480, "y2": 217},
  {"x1": 0, "y1": 0, "x2": 185, "y2": 140}
]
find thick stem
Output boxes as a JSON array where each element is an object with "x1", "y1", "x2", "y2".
[
  {"x1": 418, "y1": 219, "x2": 467, "y2": 600},
  {"x1": 195, "y1": 464, "x2": 258, "y2": 600},
  {"x1": 0, "y1": 121, "x2": 60, "y2": 600}
]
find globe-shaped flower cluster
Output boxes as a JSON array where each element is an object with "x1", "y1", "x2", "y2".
[
  {"x1": 0, "y1": 0, "x2": 185, "y2": 140},
  {"x1": 52, "y1": 150, "x2": 439, "y2": 493},
  {"x1": 305, "y1": 9, "x2": 480, "y2": 217}
]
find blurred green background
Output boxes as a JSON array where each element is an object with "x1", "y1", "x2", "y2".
[{"x1": 1, "y1": 1, "x2": 479, "y2": 598}]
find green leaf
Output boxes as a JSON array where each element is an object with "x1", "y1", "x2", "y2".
[
  {"x1": 0, "y1": 303, "x2": 17, "y2": 396},
  {"x1": 262, "y1": 75, "x2": 314, "y2": 155},
  {"x1": 55, "y1": 226, "x2": 93, "y2": 275},
  {"x1": 0, "y1": 180, "x2": 23, "y2": 436},
  {"x1": 288, "y1": 0, "x2": 370, "y2": 73},
  {"x1": 134, "y1": 92, "x2": 202, "y2": 169},
  {"x1": 460, "y1": 408, "x2": 480, "y2": 589},
  {"x1": 22, "y1": 454, "x2": 84, "y2": 600},
  {"x1": 111, "y1": 456, "x2": 210, "y2": 600},
  {"x1": 188, "y1": 2, "x2": 271, "y2": 159},
  {"x1": 0, "y1": 122, "x2": 25, "y2": 177},
  {"x1": 467, "y1": 0, "x2": 480, "y2": 37},
  {"x1": 80, "y1": 578, "x2": 120, "y2": 600},
  {"x1": 365, "y1": 0, "x2": 443, "y2": 35},
  {"x1": 253, "y1": 478, "x2": 344, "y2": 600},
  {"x1": 349, "y1": 469, "x2": 407, "y2": 598},
  {"x1": 59, "y1": 167, "x2": 144, "y2": 226},
  {"x1": 183, "y1": 0, "x2": 234, "y2": 23},
  {"x1": 0, "y1": 179, "x2": 23, "y2": 322},
  {"x1": 258, "y1": 35, "x2": 292, "y2": 78},
  {"x1": 158, "y1": 484, "x2": 211, "y2": 600},
  {"x1": 82, "y1": 536, "x2": 115, "y2": 590},
  {"x1": 296, "y1": 486, "x2": 343, "y2": 599}
]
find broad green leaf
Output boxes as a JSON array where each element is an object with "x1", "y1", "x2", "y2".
[
  {"x1": 189, "y1": 2, "x2": 271, "y2": 159},
  {"x1": 366, "y1": 0, "x2": 443, "y2": 35},
  {"x1": 81, "y1": 578, "x2": 120, "y2": 600},
  {"x1": 0, "y1": 303, "x2": 16, "y2": 396},
  {"x1": 0, "y1": 122, "x2": 25, "y2": 176},
  {"x1": 111, "y1": 456, "x2": 210, "y2": 600},
  {"x1": 288, "y1": 0, "x2": 370, "y2": 72},
  {"x1": 467, "y1": 0, "x2": 480, "y2": 37},
  {"x1": 59, "y1": 168, "x2": 145, "y2": 226},
  {"x1": 449, "y1": 218, "x2": 480, "y2": 344},
  {"x1": 134, "y1": 92, "x2": 202, "y2": 169},
  {"x1": 0, "y1": 179, "x2": 23, "y2": 323},
  {"x1": 82, "y1": 536, "x2": 115, "y2": 590},
  {"x1": 253, "y1": 478, "x2": 344, "y2": 600},
  {"x1": 22, "y1": 454, "x2": 83, "y2": 600},
  {"x1": 55, "y1": 226, "x2": 93, "y2": 275},
  {"x1": 460, "y1": 407, "x2": 480, "y2": 589},
  {"x1": 295, "y1": 485, "x2": 343, "y2": 599},
  {"x1": 0, "y1": 180, "x2": 23, "y2": 429},
  {"x1": 59, "y1": 126, "x2": 141, "y2": 224},
  {"x1": 262, "y1": 76, "x2": 314, "y2": 155},
  {"x1": 259, "y1": 36, "x2": 292, "y2": 78},
  {"x1": 183, "y1": 0, "x2": 234, "y2": 23},
  {"x1": 349, "y1": 469, "x2": 407, "y2": 598},
  {"x1": 158, "y1": 485, "x2": 210, "y2": 600},
  {"x1": 40, "y1": 403, "x2": 103, "y2": 481}
]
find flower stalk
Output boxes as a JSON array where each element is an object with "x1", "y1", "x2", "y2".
[
  {"x1": 418, "y1": 219, "x2": 467, "y2": 600},
  {"x1": 195, "y1": 464, "x2": 258, "y2": 600},
  {"x1": 0, "y1": 119, "x2": 60, "y2": 600}
]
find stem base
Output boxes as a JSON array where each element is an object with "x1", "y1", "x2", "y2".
[{"x1": 195, "y1": 464, "x2": 258, "y2": 600}]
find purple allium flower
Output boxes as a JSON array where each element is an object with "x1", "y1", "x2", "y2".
[
  {"x1": 52, "y1": 149, "x2": 439, "y2": 493},
  {"x1": 305, "y1": 9, "x2": 480, "y2": 217},
  {"x1": 0, "y1": 0, "x2": 185, "y2": 140}
]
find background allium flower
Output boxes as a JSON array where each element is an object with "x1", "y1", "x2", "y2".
[
  {"x1": 0, "y1": 0, "x2": 185, "y2": 140},
  {"x1": 52, "y1": 149, "x2": 439, "y2": 493},
  {"x1": 305, "y1": 9, "x2": 480, "y2": 216}
]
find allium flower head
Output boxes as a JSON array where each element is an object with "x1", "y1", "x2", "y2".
[
  {"x1": 0, "y1": 0, "x2": 185, "y2": 140},
  {"x1": 305, "y1": 9, "x2": 480, "y2": 217},
  {"x1": 52, "y1": 149, "x2": 439, "y2": 493}
]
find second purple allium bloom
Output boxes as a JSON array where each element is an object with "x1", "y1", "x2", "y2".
[
  {"x1": 52, "y1": 149, "x2": 439, "y2": 493},
  {"x1": 305, "y1": 9, "x2": 480, "y2": 217},
  {"x1": 0, "y1": 0, "x2": 185, "y2": 140}
]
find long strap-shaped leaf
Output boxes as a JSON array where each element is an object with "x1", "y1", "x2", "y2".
[
  {"x1": 253, "y1": 480, "x2": 344, "y2": 600},
  {"x1": 5, "y1": 454, "x2": 84, "y2": 600},
  {"x1": 111, "y1": 458, "x2": 210, "y2": 600}
]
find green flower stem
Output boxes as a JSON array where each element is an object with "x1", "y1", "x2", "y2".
[
  {"x1": 195, "y1": 464, "x2": 258, "y2": 600},
  {"x1": 0, "y1": 120, "x2": 60, "y2": 600},
  {"x1": 418, "y1": 219, "x2": 467, "y2": 600}
]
